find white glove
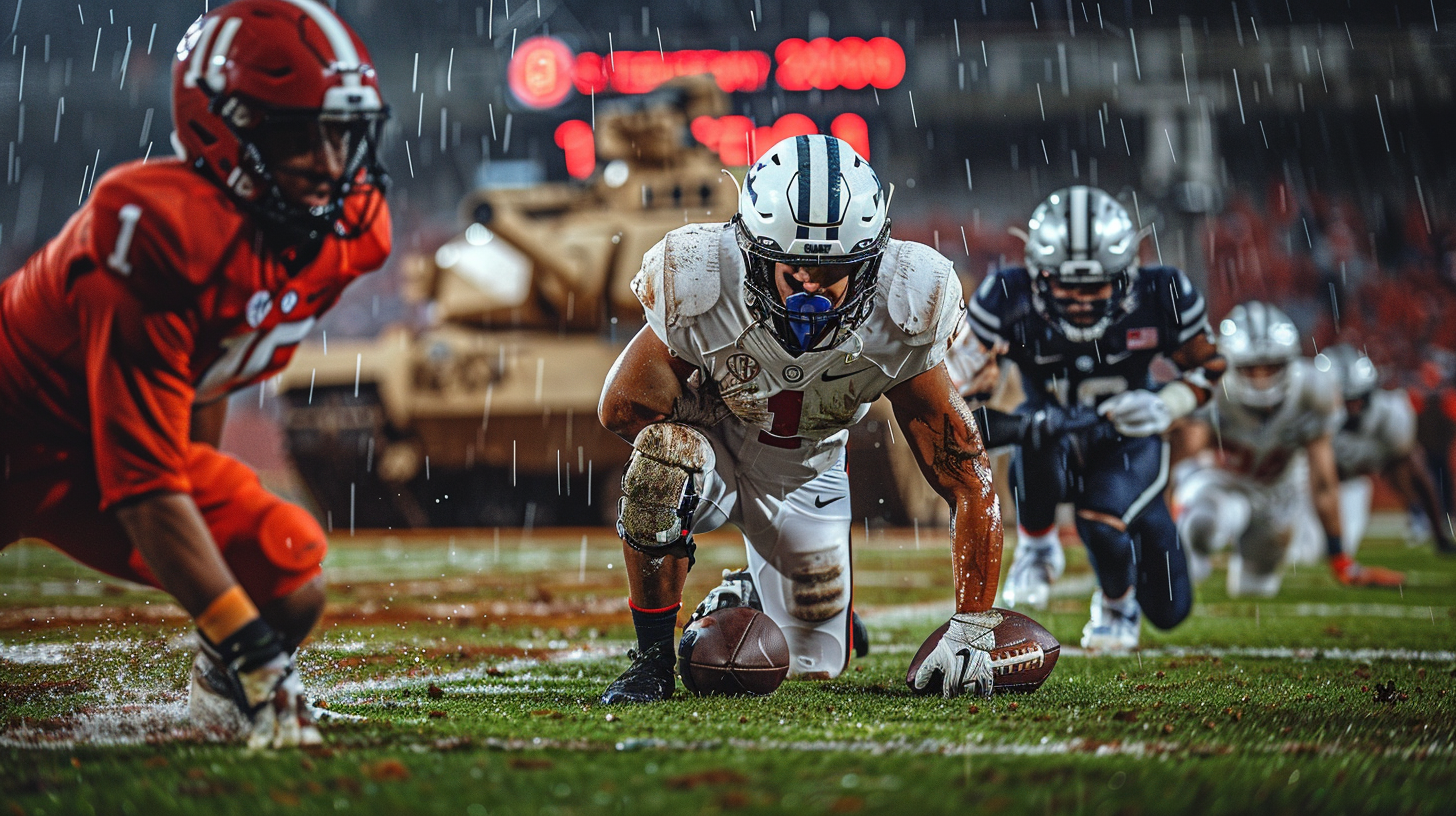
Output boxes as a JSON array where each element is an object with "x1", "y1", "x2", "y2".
[
  {"x1": 1099, "y1": 389, "x2": 1173, "y2": 437},
  {"x1": 911, "y1": 610, "x2": 1002, "y2": 699}
]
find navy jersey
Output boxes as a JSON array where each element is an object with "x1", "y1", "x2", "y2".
[{"x1": 967, "y1": 266, "x2": 1210, "y2": 411}]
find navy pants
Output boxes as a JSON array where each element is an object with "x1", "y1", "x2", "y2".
[{"x1": 1013, "y1": 430, "x2": 1192, "y2": 630}]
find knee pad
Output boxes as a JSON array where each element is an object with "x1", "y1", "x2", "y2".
[
  {"x1": 784, "y1": 549, "x2": 849, "y2": 623},
  {"x1": 1227, "y1": 554, "x2": 1282, "y2": 598},
  {"x1": 748, "y1": 542, "x2": 852, "y2": 678},
  {"x1": 1238, "y1": 524, "x2": 1291, "y2": 577},
  {"x1": 1177, "y1": 506, "x2": 1219, "y2": 556},
  {"x1": 258, "y1": 502, "x2": 328, "y2": 573},
  {"x1": 617, "y1": 423, "x2": 715, "y2": 562}
]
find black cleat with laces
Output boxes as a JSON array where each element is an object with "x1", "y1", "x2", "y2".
[{"x1": 599, "y1": 639, "x2": 677, "y2": 704}]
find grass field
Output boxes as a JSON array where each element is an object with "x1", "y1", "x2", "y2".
[{"x1": 2, "y1": 521, "x2": 1453, "y2": 815}]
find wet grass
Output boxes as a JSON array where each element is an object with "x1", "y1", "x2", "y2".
[{"x1": 1, "y1": 527, "x2": 1454, "y2": 815}]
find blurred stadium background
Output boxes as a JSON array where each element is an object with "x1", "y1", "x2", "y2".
[{"x1": 2, "y1": 0, "x2": 1454, "y2": 533}]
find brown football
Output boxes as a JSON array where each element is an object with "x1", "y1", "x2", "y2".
[
  {"x1": 904, "y1": 608, "x2": 1060, "y2": 696},
  {"x1": 677, "y1": 607, "x2": 790, "y2": 696}
]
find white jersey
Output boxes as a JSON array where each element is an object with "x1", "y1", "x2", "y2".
[
  {"x1": 1332, "y1": 388, "x2": 1416, "y2": 480},
  {"x1": 1205, "y1": 358, "x2": 1344, "y2": 484},
  {"x1": 632, "y1": 222, "x2": 962, "y2": 489}
]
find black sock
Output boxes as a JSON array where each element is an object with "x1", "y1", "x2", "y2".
[{"x1": 629, "y1": 601, "x2": 681, "y2": 652}]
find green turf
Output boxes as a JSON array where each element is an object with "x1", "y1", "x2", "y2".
[{"x1": 2, "y1": 526, "x2": 1454, "y2": 815}]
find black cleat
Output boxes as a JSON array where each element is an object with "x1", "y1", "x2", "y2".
[
  {"x1": 599, "y1": 639, "x2": 677, "y2": 704},
  {"x1": 851, "y1": 610, "x2": 870, "y2": 658}
]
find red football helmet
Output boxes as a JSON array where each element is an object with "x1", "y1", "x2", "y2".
[{"x1": 172, "y1": 0, "x2": 389, "y2": 251}]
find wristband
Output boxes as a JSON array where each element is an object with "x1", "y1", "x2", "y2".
[{"x1": 1157, "y1": 381, "x2": 1199, "y2": 421}]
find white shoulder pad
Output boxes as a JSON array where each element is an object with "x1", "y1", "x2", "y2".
[
  {"x1": 631, "y1": 223, "x2": 723, "y2": 329},
  {"x1": 886, "y1": 240, "x2": 962, "y2": 347}
]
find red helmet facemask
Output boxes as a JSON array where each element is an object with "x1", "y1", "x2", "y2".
[{"x1": 172, "y1": 0, "x2": 390, "y2": 257}]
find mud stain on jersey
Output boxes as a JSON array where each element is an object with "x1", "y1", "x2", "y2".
[
  {"x1": 798, "y1": 388, "x2": 863, "y2": 434},
  {"x1": 632, "y1": 268, "x2": 657, "y2": 310},
  {"x1": 717, "y1": 375, "x2": 768, "y2": 426}
]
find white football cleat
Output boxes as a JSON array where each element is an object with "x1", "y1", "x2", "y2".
[
  {"x1": 188, "y1": 649, "x2": 322, "y2": 747},
  {"x1": 1079, "y1": 588, "x2": 1140, "y2": 654},
  {"x1": 1000, "y1": 533, "x2": 1065, "y2": 610},
  {"x1": 188, "y1": 650, "x2": 250, "y2": 737}
]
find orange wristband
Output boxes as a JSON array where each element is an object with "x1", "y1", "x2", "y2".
[{"x1": 196, "y1": 585, "x2": 261, "y2": 645}]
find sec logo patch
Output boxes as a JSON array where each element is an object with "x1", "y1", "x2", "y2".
[
  {"x1": 727, "y1": 353, "x2": 761, "y2": 382},
  {"x1": 245, "y1": 291, "x2": 273, "y2": 327}
]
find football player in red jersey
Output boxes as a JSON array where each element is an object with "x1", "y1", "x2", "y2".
[{"x1": 0, "y1": 0, "x2": 390, "y2": 747}]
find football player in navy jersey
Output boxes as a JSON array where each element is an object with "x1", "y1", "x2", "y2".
[{"x1": 949, "y1": 186, "x2": 1226, "y2": 652}]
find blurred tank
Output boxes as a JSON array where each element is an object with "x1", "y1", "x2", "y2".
[
  {"x1": 275, "y1": 79, "x2": 739, "y2": 528},
  {"x1": 275, "y1": 77, "x2": 952, "y2": 530}
]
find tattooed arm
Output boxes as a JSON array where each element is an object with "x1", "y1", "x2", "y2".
[
  {"x1": 598, "y1": 324, "x2": 711, "y2": 442},
  {"x1": 885, "y1": 361, "x2": 1004, "y2": 613}
]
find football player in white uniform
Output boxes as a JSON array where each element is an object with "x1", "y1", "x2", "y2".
[
  {"x1": 1291, "y1": 345, "x2": 1456, "y2": 560},
  {"x1": 1174, "y1": 303, "x2": 1405, "y2": 596},
  {"x1": 597, "y1": 135, "x2": 1005, "y2": 703}
]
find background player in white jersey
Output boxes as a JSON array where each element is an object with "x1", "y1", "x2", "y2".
[
  {"x1": 948, "y1": 186, "x2": 1226, "y2": 654},
  {"x1": 596, "y1": 135, "x2": 1005, "y2": 703},
  {"x1": 1290, "y1": 344, "x2": 1456, "y2": 560},
  {"x1": 1173, "y1": 303, "x2": 1405, "y2": 596}
]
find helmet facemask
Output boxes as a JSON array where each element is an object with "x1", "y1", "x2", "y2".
[
  {"x1": 227, "y1": 99, "x2": 391, "y2": 257},
  {"x1": 1227, "y1": 362, "x2": 1290, "y2": 409},
  {"x1": 1030, "y1": 261, "x2": 1134, "y2": 343},
  {"x1": 736, "y1": 215, "x2": 888, "y2": 357}
]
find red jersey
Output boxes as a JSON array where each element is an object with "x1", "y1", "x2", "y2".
[{"x1": 0, "y1": 158, "x2": 390, "y2": 509}]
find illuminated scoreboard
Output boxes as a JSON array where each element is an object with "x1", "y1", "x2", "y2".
[
  {"x1": 509, "y1": 35, "x2": 904, "y2": 105},
  {"x1": 510, "y1": 34, "x2": 904, "y2": 176}
]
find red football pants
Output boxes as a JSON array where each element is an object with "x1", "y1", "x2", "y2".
[{"x1": 1, "y1": 443, "x2": 325, "y2": 605}]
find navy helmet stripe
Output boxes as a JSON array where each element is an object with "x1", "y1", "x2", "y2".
[
  {"x1": 796, "y1": 135, "x2": 812, "y2": 226},
  {"x1": 825, "y1": 137, "x2": 842, "y2": 223}
]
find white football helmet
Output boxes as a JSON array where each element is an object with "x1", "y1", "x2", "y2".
[
  {"x1": 735, "y1": 135, "x2": 890, "y2": 356},
  {"x1": 1021, "y1": 186, "x2": 1143, "y2": 342},
  {"x1": 1316, "y1": 343, "x2": 1378, "y2": 401},
  {"x1": 1218, "y1": 301, "x2": 1301, "y2": 408}
]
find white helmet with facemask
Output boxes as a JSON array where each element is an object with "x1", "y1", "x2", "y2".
[
  {"x1": 1317, "y1": 343, "x2": 1379, "y2": 402},
  {"x1": 1219, "y1": 301, "x2": 1301, "y2": 409},
  {"x1": 735, "y1": 135, "x2": 890, "y2": 357},
  {"x1": 1019, "y1": 186, "x2": 1144, "y2": 343}
]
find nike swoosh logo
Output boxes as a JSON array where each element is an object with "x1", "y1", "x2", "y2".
[
  {"x1": 1033, "y1": 354, "x2": 1063, "y2": 365},
  {"x1": 813, "y1": 495, "x2": 844, "y2": 508},
  {"x1": 821, "y1": 367, "x2": 875, "y2": 382},
  {"x1": 955, "y1": 647, "x2": 973, "y2": 684},
  {"x1": 1105, "y1": 350, "x2": 1134, "y2": 364}
]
